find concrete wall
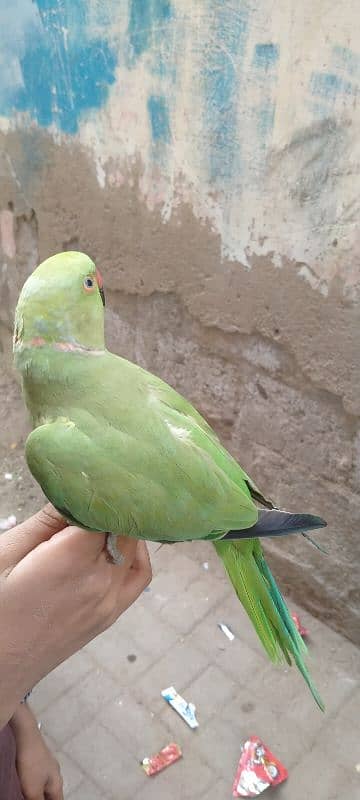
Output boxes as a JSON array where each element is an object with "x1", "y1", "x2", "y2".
[{"x1": 0, "y1": 1, "x2": 359, "y2": 642}]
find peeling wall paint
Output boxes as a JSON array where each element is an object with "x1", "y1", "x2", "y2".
[
  {"x1": 0, "y1": 0, "x2": 359, "y2": 294},
  {"x1": 0, "y1": 0, "x2": 117, "y2": 134},
  {"x1": 0, "y1": 209, "x2": 16, "y2": 259},
  {"x1": 147, "y1": 94, "x2": 171, "y2": 143}
]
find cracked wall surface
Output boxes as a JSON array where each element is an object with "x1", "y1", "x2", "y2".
[{"x1": 0, "y1": 1, "x2": 359, "y2": 643}]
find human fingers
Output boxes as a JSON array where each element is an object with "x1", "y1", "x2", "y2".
[
  {"x1": 7, "y1": 525, "x2": 107, "y2": 584},
  {"x1": 122, "y1": 540, "x2": 152, "y2": 595},
  {"x1": 126, "y1": 540, "x2": 152, "y2": 577},
  {"x1": 48, "y1": 531, "x2": 139, "y2": 571},
  {"x1": 48, "y1": 525, "x2": 107, "y2": 563},
  {"x1": 101, "y1": 541, "x2": 152, "y2": 627},
  {"x1": 0, "y1": 504, "x2": 66, "y2": 571}
]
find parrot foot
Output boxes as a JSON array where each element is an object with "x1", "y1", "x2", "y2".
[{"x1": 106, "y1": 533, "x2": 124, "y2": 565}]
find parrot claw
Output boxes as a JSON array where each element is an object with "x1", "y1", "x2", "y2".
[{"x1": 106, "y1": 533, "x2": 125, "y2": 565}]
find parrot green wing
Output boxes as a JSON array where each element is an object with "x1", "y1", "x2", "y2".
[
  {"x1": 25, "y1": 419, "x2": 133, "y2": 534},
  {"x1": 24, "y1": 351, "x2": 258, "y2": 542},
  {"x1": 148, "y1": 373, "x2": 274, "y2": 508}
]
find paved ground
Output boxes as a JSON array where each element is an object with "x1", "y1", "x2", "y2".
[{"x1": 26, "y1": 537, "x2": 359, "y2": 800}]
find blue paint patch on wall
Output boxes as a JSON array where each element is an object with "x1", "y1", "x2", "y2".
[
  {"x1": 149, "y1": 31, "x2": 177, "y2": 82},
  {"x1": 247, "y1": 40, "x2": 279, "y2": 178},
  {"x1": 202, "y1": 4, "x2": 248, "y2": 183},
  {"x1": 126, "y1": 0, "x2": 176, "y2": 165},
  {"x1": 258, "y1": 101, "x2": 275, "y2": 139},
  {"x1": 127, "y1": 0, "x2": 173, "y2": 66},
  {"x1": 253, "y1": 43, "x2": 279, "y2": 71},
  {"x1": 147, "y1": 94, "x2": 171, "y2": 142},
  {"x1": 310, "y1": 71, "x2": 356, "y2": 99},
  {"x1": 0, "y1": 0, "x2": 117, "y2": 134},
  {"x1": 332, "y1": 46, "x2": 360, "y2": 78}
]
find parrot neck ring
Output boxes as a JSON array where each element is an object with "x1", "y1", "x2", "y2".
[{"x1": 17, "y1": 337, "x2": 105, "y2": 355}]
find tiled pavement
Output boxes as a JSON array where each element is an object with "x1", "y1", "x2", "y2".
[{"x1": 30, "y1": 540, "x2": 359, "y2": 800}]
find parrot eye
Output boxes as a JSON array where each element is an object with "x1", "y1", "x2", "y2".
[{"x1": 83, "y1": 276, "x2": 95, "y2": 291}]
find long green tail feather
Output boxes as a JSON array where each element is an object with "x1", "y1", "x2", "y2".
[{"x1": 214, "y1": 539, "x2": 324, "y2": 711}]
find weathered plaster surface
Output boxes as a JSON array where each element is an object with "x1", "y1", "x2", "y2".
[
  {"x1": 0, "y1": 1, "x2": 359, "y2": 642},
  {"x1": 1, "y1": 1, "x2": 359, "y2": 293}
]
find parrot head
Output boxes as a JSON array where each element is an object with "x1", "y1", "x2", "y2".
[{"x1": 14, "y1": 251, "x2": 106, "y2": 353}]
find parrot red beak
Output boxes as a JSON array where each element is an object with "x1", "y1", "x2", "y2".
[{"x1": 96, "y1": 268, "x2": 105, "y2": 306}]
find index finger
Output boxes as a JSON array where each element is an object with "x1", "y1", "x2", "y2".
[{"x1": 0, "y1": 505, "x2": 67, "y2": 572}]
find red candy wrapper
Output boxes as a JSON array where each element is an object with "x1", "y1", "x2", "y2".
[
  {"x1": 291, "y1": 612, "x2": 309, "y2": 638},
  {"x1": 233, "y1": 736, "x2": 288, "y2": 797},
  {"x1": 141, "y1": 743, "x2": 182, "y2": 776}
]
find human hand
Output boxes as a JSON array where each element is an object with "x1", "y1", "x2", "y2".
[
  {"x1": 10, "y1": 702, "x2": 63, "y2": 800},
  {"x1": 0, "y1": 505, "x2": 152, "y2": 726}
]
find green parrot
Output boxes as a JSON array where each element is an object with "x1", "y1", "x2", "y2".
[{"x1": 14, "y1": 251, "x2": 326, "y2": 709}]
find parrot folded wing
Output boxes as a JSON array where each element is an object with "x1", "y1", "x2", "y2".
[
  {"x1": 24, "y1": 409, "x2": 257, "y2": 541},
  {"x1": 25, "y1": 419, "x2": 136, "y2": 534},
  {"x1": 150, "y1": 375, "x2": 274, "y2": 508}
]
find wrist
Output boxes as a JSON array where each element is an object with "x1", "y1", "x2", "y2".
[
  {"x1": 9, "y1": 701, "x2": 37, "y2": 734},
  {"x1": 0, "y1": 623, "x2": 44, "y2": 727},
  {"x1": 0, "y1": 667, "x2": 31, "y2": 728},
  {"x1": 0, "y1": 654, "x2": 36, "y2": 728},
  {"x1": 9, "y1": 702, "x2": 42, "y2": 755}
]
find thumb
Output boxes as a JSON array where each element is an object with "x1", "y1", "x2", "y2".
[
  {"x1": 0, "y1": 504, "x2": 67, "y2": 570},
  {"x1": 50, "y1": 530, "x2": 137, "y2": 568}
]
